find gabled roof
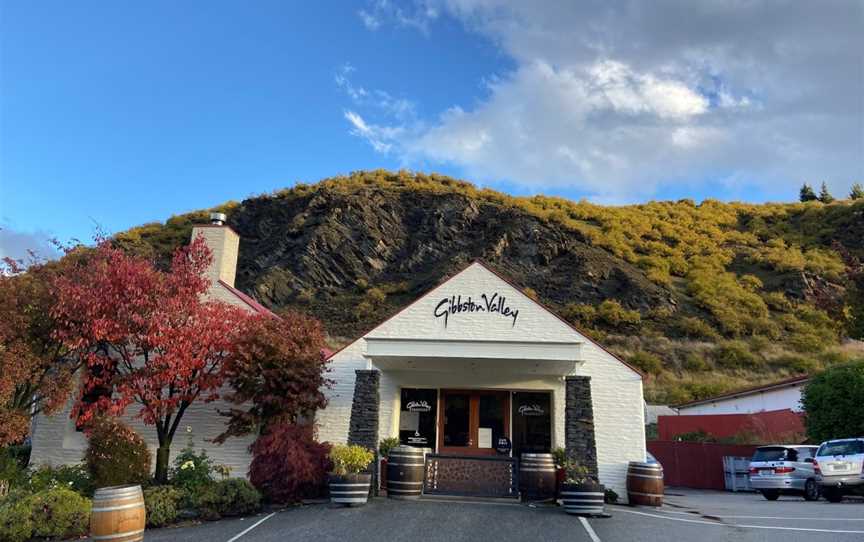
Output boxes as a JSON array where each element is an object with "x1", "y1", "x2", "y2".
[
  {"x1": 674, "y1": 374, "x2": 810, "y2": 409},
  {"x1": 217, "y1": 279, "x2": 277, "y2": 317},
  {"x1": 325, "y1": 259, "x2": 644, "y2": 378}
]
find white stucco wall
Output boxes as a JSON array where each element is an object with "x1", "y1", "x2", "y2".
[
  {"x1": 677, "y1": 384, "x2": 805, "y2": 415},
  {"x1": 317, "y1": 262, "x2": 646, "y2": 500}
]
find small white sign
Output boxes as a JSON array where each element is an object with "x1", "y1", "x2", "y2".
[
  {"x1": 478, "y1": 427, "x2": 492, "y2": 448},
  {"x1": 399, "y1": 411, "x2": 420, "y2": 431}
]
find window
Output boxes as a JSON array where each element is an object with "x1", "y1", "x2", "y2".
[
  {"x1": 399, "y1": 388, "x2": 437, "y2": 448},
  {"x1": 817, "y1": 440, "x2": 864, "y2": 457}
]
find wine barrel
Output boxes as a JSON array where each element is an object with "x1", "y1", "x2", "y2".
[
  {"x1": 560, "y1": 482, "x2": 605, "y2": 516},
  {"x1": 90, "y1": 485, "x2": 146, "y2": 542},
  {"x1": 387, "y1": 445, "x2": 426, "y2": 499},
  {"x1": 519, "y1": 453, "x2": 556, "y2": 501},
  {"x1": 627, "y1": 461, "x2": 664, "y2": 506},
  {"x1": 329, "y1": 473, "x2": 372, "y2": 506}
]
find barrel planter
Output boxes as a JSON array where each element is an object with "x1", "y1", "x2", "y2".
[
  {"x1": 90, "y1": 485, "x2": 146, "y2": 542},
  {"x1": 386, "y1": 445, "x2": 425, "y2": 500},
  {"x1": 519, "y1": 453, "x2": 557, "y2": 501},
  {"x1": 560, "y1": 482, "x2": 605, "y2": 516},
  {"x1": 329, "y1": 473, "x2": 372, "y2": 506},
  {"x1": 626, "y1": 461, "x2": 664, "y2": 507}
]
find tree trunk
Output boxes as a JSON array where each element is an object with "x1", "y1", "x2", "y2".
[{"x1": 155, "y1": 446, "x2": 171, "y2": 484}]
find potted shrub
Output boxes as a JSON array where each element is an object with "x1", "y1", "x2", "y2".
[
  {"x1": 560, "y1": 460, "x2": 605, "y2": 516},
  {"x1": 378, "y1": 438, "x2": 400, "y2": 493},
  {"x1": 328, "y1": 444, "x2": 375, "y2": 506}
]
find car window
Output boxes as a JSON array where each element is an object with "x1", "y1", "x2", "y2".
[
  {"x1": 752, "y1": 447, "x2": 791, "y2": 461},
  {"x1": 795, "y1": 447, "x2": 813, "y2": 460},
  {"x1": 817, "y1": 440, "x2": 864, "y2": 456}
]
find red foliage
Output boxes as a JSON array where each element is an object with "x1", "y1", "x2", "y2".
[
  {"x1": 216, "y1": 312, "x2": 331, "y2": 442},
  {"x1": 0, "y1": 256, "x2": 80, "y2": 446},
  {"x1": 52, "y1": 235, "x2": 250, "y2": 481},
  {"x1": 248, "y1": 423, "x2": 332, "y2": 503}
]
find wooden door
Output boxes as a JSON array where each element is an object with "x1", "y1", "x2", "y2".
[{"x1": 438, "y1": 390, "x2": 509, "y2": 456}]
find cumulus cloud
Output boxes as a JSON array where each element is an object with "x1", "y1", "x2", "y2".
[
  {"x1": 348, "y1": 0, "x2": 864, "y2": 200},
  {"x1": 0, "y1": 225, "x2": 60, "y2": 265}
]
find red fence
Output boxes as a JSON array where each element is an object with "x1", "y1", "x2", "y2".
[
  {"x1": 647, "y1": 441, "x2": 759, "y2": 490},
  {"x1": 657, "y1": 409, "x2": 804, "y2": 442}
]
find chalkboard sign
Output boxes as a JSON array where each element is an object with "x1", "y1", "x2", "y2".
[{"x1": 495, "y1": 436, "x2": 512, "y2": 455}]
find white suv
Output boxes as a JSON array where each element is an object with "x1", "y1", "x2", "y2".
[{"x1": 814, "y1": 438, "x2": 864, "y2": 502}]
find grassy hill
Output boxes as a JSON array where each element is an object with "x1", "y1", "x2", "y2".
[{"x1": 114, "y1": 170, "x2": 864, "y2": 404}]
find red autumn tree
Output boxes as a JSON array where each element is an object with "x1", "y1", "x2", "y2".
[
  {"x1": 0, "y1": 256, "x2": 81, "y2": 446},
  {"x1": 53, "y1": 236, "x2": 249, "y2": 482},
  {"x1": 215, "y1": 311, "x2": 331, "y2": 443}
]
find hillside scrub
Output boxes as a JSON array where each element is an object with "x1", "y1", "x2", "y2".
[{"x1": 105, "y1": 170, "x2": 864, "y2": 402}]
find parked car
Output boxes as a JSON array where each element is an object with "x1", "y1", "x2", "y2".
[
  {"x1": 748, "y1": 445, "x2": 820, "y2": 501},
  {"x1": 814, "y1": 437, "x2": 864, "y2": 503}
]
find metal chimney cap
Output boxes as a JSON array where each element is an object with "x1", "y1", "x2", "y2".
[{"x1": 209, "y1": 212, "x2": 227, "y2": 225}]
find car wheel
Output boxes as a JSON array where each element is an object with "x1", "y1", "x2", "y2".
[
  {"x1": 803, "y1": 480, "x2": 820, "y2": 501},
  {"x1": 761, "y1": 489, "x2": 780, "y2": 501},
  {"x1": 823, "y1": 488, "x2": 843, "y2": 503}
]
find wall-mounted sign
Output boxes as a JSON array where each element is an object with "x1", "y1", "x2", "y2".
[
  {"x1": 406, "y1": 400, "x2": 432, "y2": 412},
  {"x1": 433, "y1": 293, "x2": 519, "y2": 328},
  {"x1": 518, "y1": 404, "x2": 546, "y2": 417},
  {"x1": 495, "y1": 436, "x2": 512, "y2": 455}
]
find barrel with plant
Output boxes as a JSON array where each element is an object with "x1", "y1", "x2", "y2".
[
  {"x1": 328, "y1": 444, "x2": 375, "y2": 506},
  {"x1": 559, "y1": 460, "x2": 605, "y2": 516}
]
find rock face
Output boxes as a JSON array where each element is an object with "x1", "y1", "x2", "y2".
[{"x1": 228, "y1": 186, "x2": 674, "y2": 338}]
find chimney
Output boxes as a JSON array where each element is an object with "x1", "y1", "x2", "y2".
[{"x1": 191, "y1": 213, "x2": 240, "y2": 287}]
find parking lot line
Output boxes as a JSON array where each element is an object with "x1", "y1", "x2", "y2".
[
  {"x1": 578, "y1": 517, "x2": 601, "y2": 542},
  {"x1": 225, "y1": 512, "x2": 276, "y2": 542},
  {"x1": 616, "y1": 508, "x2": 864, "y2": 535},
  {"x1": 657, "y1": 507, "x2": 864, "y2": 521}
]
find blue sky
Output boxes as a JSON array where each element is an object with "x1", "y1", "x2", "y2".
[{"x1": 1, "y1": 1, "x2": 862, "y2": 260}]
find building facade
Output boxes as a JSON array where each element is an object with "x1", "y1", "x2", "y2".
[
  {"x1": 29, "y1": 220, "x2": 647, "y2": 501},
  {"x1": 674, "y1": 375, "x2": 809, "y2": 415}
]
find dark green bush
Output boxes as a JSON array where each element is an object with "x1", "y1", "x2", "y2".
[
  {"x1": 144, "y1": 485, "x2": 186, "y2": 527},
  {"x1": 0, "y1": 449, "x2": 28, "y2": 489},
  {"x1": 682, "y1": 352, "x2": 710, "y2": 372},
  {"x1": 27, "y1": 463, "x2": 93, "y2": 495},
  {"x1": 674, "y1": 316, "x2": 719, "y2": 340},
  {"x1": 379, "y1": 437, "x2": 401, "y2": 458},
  {"x1": 604, "y1": 488, "x2": 619, "y2": 504},
  {"x1": 85, "y1": 417, "x2": 151, "y2": 489},
  {"x1": 28, "y1": 487, "x2": 91, "y2": 538},
  {"x1": 194, "y1": 479, "x2": 261, "y2": 520},
  {"x1": 170, "y1": 443, "x2": 213, "y2": 493},
  {"x1": 0, "y1": 491, "x2": 32, "y2": 542},
  {"x1": 801, "y1": 360, "x2": 864, "y2": 442}
]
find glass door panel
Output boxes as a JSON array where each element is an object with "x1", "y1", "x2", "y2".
[
  {"x1": 442, "y1": 393, "x2": 471, "y2": 447},
  {"x1": 478, "y1": 394, "x2": 505, "y2": 450}
]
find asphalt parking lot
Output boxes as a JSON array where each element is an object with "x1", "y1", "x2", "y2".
[{"x1": 137, "y1": 489, "x2": 864, "y2": 542}]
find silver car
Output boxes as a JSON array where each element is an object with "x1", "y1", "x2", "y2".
[
  {"x1": 814, "y1": 438, "x2": 864, "y2": 502},
  {"x1": 748, "y1": 445, "x2": 820, "y2": 501}
]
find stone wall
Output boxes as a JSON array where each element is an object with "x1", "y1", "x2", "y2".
[
  {"x1": 565, "y1": 375, "x2": 599, "y2": 480},
  {"x1": 347, "y1": 370, "x2": 380, "y2": 451}
]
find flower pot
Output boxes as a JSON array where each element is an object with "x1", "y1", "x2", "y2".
[
  {"x1": 329, "y1": 473, "x2": 372, "y2": 506},
  {"x1": 560, "y1": 482, "x2": 605, "y2": 516}
]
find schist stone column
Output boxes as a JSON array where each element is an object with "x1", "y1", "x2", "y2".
[
  {"x1": 565, "y1": 375, "x2": 599, "y2": 480},
  {"x1": 348, "y1": 369, "x2": 380, "y2": 494}
]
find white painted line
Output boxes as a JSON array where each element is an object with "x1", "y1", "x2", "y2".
[
  {"x1": 651, "y1": 508, "x2": 864, "y2": 521},
  {"x1": 617, "y1": 508, "x2": 864, "y2": 535},
  {"x1": 226, "y1": 512, "x2": 276, "y2": 542},
  {"x1": 578, "y1": 517, "x2": 601, "y2": 542}
]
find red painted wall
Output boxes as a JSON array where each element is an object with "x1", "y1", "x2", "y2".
[
  {"x1": 657, "y1": 409, "x2": 804, "y2": 442},
  {"x1": 647, "y1": 441, "x2": 759, "y2": 490}
]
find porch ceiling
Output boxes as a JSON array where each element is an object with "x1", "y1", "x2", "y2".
[{"x1": 364, "y1": 337, "x2": 582, "y2": 375}]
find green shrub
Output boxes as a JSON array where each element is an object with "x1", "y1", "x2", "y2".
[
  {"x1": 379, "y1": 437, "x2": 401, "y2": 458},
  {"x1": 551, "y1": 447, "x2": 567, "y2": 467},
  {"x1": 144, "y1": 485, "x2": 186, "y2": 527},
  {"x1": 85, "y1": 417, "x2": 151, "y2": 489},
  {"x1": 0, "y1": 449, "x2": 28, "y2": 489},
  {"x1": 674, "y1": 317, "x2": 719, "y2": 340},
  {"x1": 604, "y1": 488, "x2": 619, "y2": 504},
  {"x1": 597, "y1": 299, "x2": 641, "y2": 330},
  {"x1": 682, "y1": 352, "x2": 711, "y2": 372},
  {"x1": 170, "y1": 443, "x2": 213, "y2": 493},
  {"x1": 628, "y1": 351, "x2": 663, "y2": 374},
  {"x1": 801, "y1": 360, "x2": 864, "y2": 442},
  {"x1": 561, "y1": 303, "x2": 596, "y2": 327},
  {"x1": 771, "y1": 355, "x2": 818, "y2": 374},
  {"x1": 329, "y1": 444, "x2": 374, "y2": 475},
  {"x1": 0, "y1": 492, "x2": 32, "y2": 542},
  {"x1": 29, "y1": 487, "x2": 91, "y2": 538},
  {"x1": 27, "y1": 463, "x2": 93, "y2": 495},
  {"x1": 712, "y1": 341, "x2": 762, "y2": 369},
  {"x1": 194, "y1": 479, "x2": 261, "y2": 520}
]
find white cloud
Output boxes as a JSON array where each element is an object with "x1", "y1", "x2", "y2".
[
  {"x1": 346, "y1": 0, "x2": 864, "y2": 200},
  {"x1": 0, "y1": 225, "x2": 60, "y2": 265}
]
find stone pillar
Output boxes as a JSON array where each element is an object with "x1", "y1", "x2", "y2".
[
  {"x1": 565, "y1": 375, "x2": 599, "y2": 480},
  {"x1": 348, "y1": 369, "x2": 380, "y2": 495}
]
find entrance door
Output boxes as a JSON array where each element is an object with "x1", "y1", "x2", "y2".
[{"x1": 438, "y1": 390, "x2": 509, "y2": 455}]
